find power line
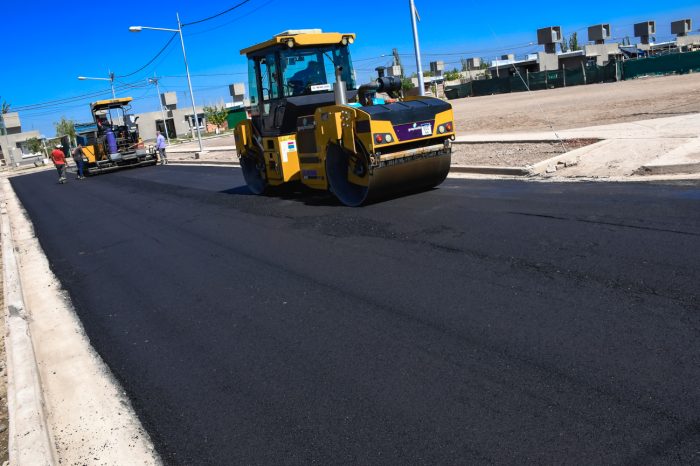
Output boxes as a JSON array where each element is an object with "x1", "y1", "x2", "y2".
[
  {"x1": 182, "y1": 0, "x2": 253, "y2": 27},
  {"x1": 187, "y1": 0, "x2": 277, "y2": 37},
  {"x1": 160, "y1": 72, "x2": 248, "y2": 78},
  {"x1": 14, "y1": 80, "x2": 149, "y2": 114},
  {"x1": 12, "y1": 87, "x2": 117, "y2": 111},
  {"x1": 116, "y1": 33, "x2": 178, "y2": 78}
]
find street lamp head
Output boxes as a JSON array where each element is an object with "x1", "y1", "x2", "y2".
[
  {"x1": 129, "y1": 26, "x2": 142, "y2": 32},
  {"x1": 77, "y1": 76, "x2": 87, "y2": 80}
]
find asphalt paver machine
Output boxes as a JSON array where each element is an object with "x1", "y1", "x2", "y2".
[
  {"x1": 75, "y1": 97, "x2": 157, "y2": 174},
  {"x1": 234, "y1": 29, "x2": 455, "y2": 206}
]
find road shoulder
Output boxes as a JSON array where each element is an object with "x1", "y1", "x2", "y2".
[{"x1": 1, "y1": 178, "x2": 161, "y2": 465}]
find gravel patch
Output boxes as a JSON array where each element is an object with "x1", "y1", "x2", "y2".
[{"x1": 452, "y1": 139, "x2": 598, "y2": 167}]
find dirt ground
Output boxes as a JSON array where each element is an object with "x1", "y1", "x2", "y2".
[
  {"x1": 450, "y1": 72, "x2": 700, "y2": 134},
  {"x1": 452, "y1": 139, "x2": 597, "y2": 167}
]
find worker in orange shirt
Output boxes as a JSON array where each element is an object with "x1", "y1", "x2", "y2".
[{"x1": 50, "y1": 145, "x2": 68, "y2": 184}]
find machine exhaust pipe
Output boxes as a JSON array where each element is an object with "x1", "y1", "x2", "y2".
[
  {"x1": 334, "y1": 66, "x2": 347, "y2": 105},
  {"x1": 357, "y1": 76, "x2": 402, "y2": 106}
]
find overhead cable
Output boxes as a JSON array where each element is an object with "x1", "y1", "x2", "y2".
[
  {"x1": 187, "y1": 0, "x2": 276, "y2": 37},
  {"x1": 117, "y1": 33, "x2": 178, "y2": 78},
  {"x1": 182, "y1": 0, "x2": 252, "y2": 27}
]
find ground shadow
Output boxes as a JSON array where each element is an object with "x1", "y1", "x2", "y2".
[
  {"x1": 220, "y1": 183, "x2": 343, "y2": 207},
  {"x1": 220, "y1": 185, "x2": 256, "y2": 196},
  {"x1": 219, "y1": 183, "x2": 443, "y2": 207}
]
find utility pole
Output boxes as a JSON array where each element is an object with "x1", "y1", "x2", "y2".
[
  {"x1": 409, "y1": 0, "x2": 426, "y2": 96},
  {"x1": 148, "y1": 74, "x2": 171, "y2": 143}
]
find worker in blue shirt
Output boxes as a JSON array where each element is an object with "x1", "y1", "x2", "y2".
[{"x1": 156, "y1": 131, "x2": 167, "y2": 165}]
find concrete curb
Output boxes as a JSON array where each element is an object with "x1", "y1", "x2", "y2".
[
  {"x1": 634, "y1": 161, "x2": 700, "y2": 176},
  {"x1": 454, "y1": 138, "x2": 564, "y2": 144},
  {"x1": 170, "y1": 160, "x2": 532, "y2": 176},
  {"x1": 168, "y1": 147, "x2": 236, "y2": 154},
  {"x1": 168, "y1": 141, "x2": 697, "y2": 180},
  {"x1": 169, "y1": 160, "x2": 239, "y2": 167},
  {"x1": 2, "y1": 180, "x2": 57, "y2": 465},
  {"x1": 450, "y1": 165, "x2": 531, "y2": 176}
]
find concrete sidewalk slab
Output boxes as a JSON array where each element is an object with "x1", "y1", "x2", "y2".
[{"x1": 635, "y1": 139, "x2": 700, "y2": 175}]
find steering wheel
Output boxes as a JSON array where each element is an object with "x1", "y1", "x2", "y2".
[{"x1": 286, "y1": 79, "x2": 305, "y2": 96}]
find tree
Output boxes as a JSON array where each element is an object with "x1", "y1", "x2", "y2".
[
  {"x1": 26, "y1": 137, "x2": 43, "y2": 155},
  {"x1": 203, "y1": 104, "x2": 228, "y2": 133},
  {"x1": 54, "y1": 116, "x2": 76, "y2": 144},
  {"x1": 444, "y1": 68, "x2": 461, "y2": 81},
  {"x1": 0, "y1": 98, "x2": 10, "y2": 114},
  {"x1": 568, "y1": 32, "x2": 580, "y2": 51},
  {"x1": 401, "y1": 77, "x2": 414, "y2": 91}
]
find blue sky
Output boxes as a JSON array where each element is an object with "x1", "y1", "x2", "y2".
[{"x1": 3, "y1": 0, "x2": 699, "y2": 135}]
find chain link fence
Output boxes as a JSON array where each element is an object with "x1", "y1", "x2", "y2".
[{"x1": 445, "y1": 51, "x2": 700, "y2": 100}]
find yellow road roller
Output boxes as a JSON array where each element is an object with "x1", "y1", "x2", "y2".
[{"x1": 234, "y1": 29, "x2": 455, "y2": 206}]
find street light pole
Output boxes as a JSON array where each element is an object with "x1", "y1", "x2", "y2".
[
  {"x1": 129, "y1": 13, "x2": 204, "y2": 154},
  {"x1": 78, "y1": 73, "x2": 116, "y2": 99},
  {"x1": 148, "y1": 74, "x2": 171, "y2": 143},
  {"x1": 176, "y1": 12, "x2": 204, "y2": 154},
  {"x1": 409, "y1": 0, "x2": 426, "y2": 96}
]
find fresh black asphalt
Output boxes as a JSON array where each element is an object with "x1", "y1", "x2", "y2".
[{"x1": 9, "y1": 166, "x2": 700, "y2": 464}]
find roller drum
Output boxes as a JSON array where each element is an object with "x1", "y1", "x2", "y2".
[
  {"x1": 240, "y1": 150, "x2": 268, "y2": 195},
  {"x1": 326, "y1": 144, "x2": 451, "y2": 207}
]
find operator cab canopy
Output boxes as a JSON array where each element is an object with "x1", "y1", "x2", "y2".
[
  {"x1": 241, "y1": 29, "x2": 358, "y2": 136},
  {"x1": 90, "y1": 97, "x2": 133, "y2": 112}
]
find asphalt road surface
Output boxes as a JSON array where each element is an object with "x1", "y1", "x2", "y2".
[{"x1": 10, "y1": 166, "x2": 700, "y2": 465}]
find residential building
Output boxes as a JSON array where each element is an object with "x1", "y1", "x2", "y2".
[{"x1": 0, "y1": 112, "x2": 41, "y2": 166}]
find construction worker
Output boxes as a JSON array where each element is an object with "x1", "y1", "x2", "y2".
[
  {"x1": 50, "y1": 145, "x2": 68, "y2": 184},
  {"x1": 289, "y1": 60, "x2": 325, "y2": 95},
  {"x1": 72, "y1": 144, "x2": 86, "y2": 179},
  {"x1": 156, "y1": 130, "x2": 167, "y2": 165}
]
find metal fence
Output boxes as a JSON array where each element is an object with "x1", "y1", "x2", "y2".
[
  {"x1": 445, "y1": 50, "x2": 700, "y2": 100},
  {"x1": 622, "y1": 50, "x2": 700, "y2": 79}
]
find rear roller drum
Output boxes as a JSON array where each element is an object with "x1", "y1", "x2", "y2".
[{"x1": 240, "y1": 149, "x2": 268, "y2": 195}]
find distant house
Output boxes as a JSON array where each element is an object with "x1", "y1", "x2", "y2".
[{"x1": 0, "y1": 112, "x2": 41, "y2": 166}]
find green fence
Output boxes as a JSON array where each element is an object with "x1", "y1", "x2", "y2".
[
  {"x1": 445, "y1": 60, "x2": 622, "y2": 100},
  {"x1": 622, "y1": 50, "x2": 700, "y2": 79},
  {"x1": 444, "y1": 52, "x2": 700, "y2": 100}
]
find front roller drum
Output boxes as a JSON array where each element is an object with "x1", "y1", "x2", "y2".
[
  {"x1": 325, "y1": 144, "x2": 451, "y2": 207},
  {"x1": 240, "y1": 150, "x2": 268, "y2": 195}
]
